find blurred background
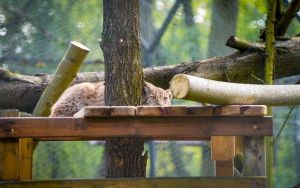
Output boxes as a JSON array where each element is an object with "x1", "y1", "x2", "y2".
[{"x1": 0, "y1": 0, "x2": 299, "y2": 187}]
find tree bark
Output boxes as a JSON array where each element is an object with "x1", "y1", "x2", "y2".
[
  {"x1": 100, "y1": 0, "x2": 147, "y2": 178},
  {"x1": 1, "y1": 37, "x2": 300, "y2": 113}
]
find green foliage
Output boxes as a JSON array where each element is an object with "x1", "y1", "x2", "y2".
[
  {"x1": 0, "y1": 0, "x2": 300, "y2": 185},
  {"x1": 33, "y1": 141, "x2": 104, "y2": 179}
]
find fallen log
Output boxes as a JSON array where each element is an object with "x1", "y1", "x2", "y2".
[
  {"x1": 170, "y1": 74, "x2": 300, "y2": 105},
  {"x1": 0, "y1": 37, "x2": 300, "y2": 112}
]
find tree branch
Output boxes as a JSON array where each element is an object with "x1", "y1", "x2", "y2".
[
  {"x1": 147, "y1": 0, "x2": 182, "y2": 54},
  {"x1": 226, "y1": 36, "x2": 264, "y2": 51},
  {"x1": 1, "y1": 37, "x2": 300, "y2": 112},
  {"x1": 276, "y1": 0, "x2": 300, "y2": 36},
  {"x1": 260, "y1": 0, "x2": 300, "y2": 39}
]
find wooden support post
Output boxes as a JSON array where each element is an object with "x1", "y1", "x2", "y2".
[
  {"x1": 0, "y1": 110, "x2": 20, "y2": 181},
  {"x1": 19, "y1": 139, "x2": 33, "y2": 180},
  {"x1": 211, "y1": 136, "x2": 235, "y2": 177},
  {"x1": 0, "y1": 110, "x2": 32, "y2": 181}
]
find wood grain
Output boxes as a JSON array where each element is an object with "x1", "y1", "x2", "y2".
[
  {"x1": 215, "y1": 160, "x2": 234, "y2": 177},
  {"x1": 76, "y1": 105, "x2": 267, "y2": 118},
  {"x1": 0, "y1": 116, "x2": 272, "y2": 140},
  {"x1": 136, "y1": 106, "x2": 187, "y2": 116},
  {"x1": 0, "y1": 110, "x2": 20, "y2": 181},
  {"x1": 0, "y1": 177, "x2": 266, "y2": 188},
  {"x1": 211, "y1": 136, "x2": 235, "y2": 161}
]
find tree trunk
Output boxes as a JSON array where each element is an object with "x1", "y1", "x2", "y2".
[
  {"x1": 100, "y1": 0, "x2": 147, "y2": 178},
  {"x1": 207, "y1": 0, "x2": 239, "y2": 57},
  {"x1": 1, "y1": 37, "x2": 300, "y2": 113}
]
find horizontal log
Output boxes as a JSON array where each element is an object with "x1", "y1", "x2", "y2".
[
  {"x1": 1, "y1": 37, "x2": 300, "y2": 113},
  {"x1": 0, "y1": 177, "x2": 266, "y2": 188},
  {"x1": 170, "y1": 74, "x2": 300, "y2": 105},
  {"x1": 0, "y1": 116, "x2": 272, "y2": 140}
]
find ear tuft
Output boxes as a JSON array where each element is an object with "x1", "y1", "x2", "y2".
[{"x1": 166, "y1": 89, "x2": 173, "y2": 99}]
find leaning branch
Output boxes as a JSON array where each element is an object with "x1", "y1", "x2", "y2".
[{"x1": 33, "y1": 41, "x2": 89, "y2": 116}]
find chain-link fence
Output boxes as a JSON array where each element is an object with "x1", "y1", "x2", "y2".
[
  {"x1": 33, "y1": 141, "x2": 213, "y2": 179},
  {"x1": 1, "y1": 1, "x2": 300, "y2": 187}
]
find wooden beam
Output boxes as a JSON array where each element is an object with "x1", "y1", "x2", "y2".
[
  {"x1": 0, "y1": 116, "x2": 272, "y2": 140},
  {"x1": 0, "y1": 110, "x2": 20, "y2": 181},
  {"x1": 211, "y1": 136, "x2": 235, "y2": 161},
  {"x1": 0, "y1": 177, "x2": 266, "y2": 188},
  {"x1": 215, "y1": 160, "x2": 234, "y2": 177},
  {"x1": 75, "y1": 105, "x2": 267, "y2": 118}
]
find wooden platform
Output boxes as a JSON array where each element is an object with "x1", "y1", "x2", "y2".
[
  {"x1": 74, "y1": 105, "x2": 267, "y2": 117},
  {"x1": 0, "y1": 106, "x2": 271, "y2": 187},
  {"x1": 0, "y1": 177, "x2": 266, "y2": 188},
  {"x1": 0, "y1": 105, "x2": 271, "y2": 141},
  {"x1": 0, "y1": 106, "x2": 272, "y2": 140}
]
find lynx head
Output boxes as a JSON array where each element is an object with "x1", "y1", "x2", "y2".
[{"x1": 142, "y1": 82, "x2": 172, "y2": 106}]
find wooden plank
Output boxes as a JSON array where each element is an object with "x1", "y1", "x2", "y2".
[
  {"x1": 0, "y1": 138, "x2": 20, "y2": 180},
  {"x1": 213, "y1": 105, "x2": 266, "y2": 116},
  {"x1": 0, "y1": 110, "x2": 20, "y2": 181},
  {"x1": 0, "y1": 177, "x2": 266, "y2": 188},
  {"x1": 0, "y1": 116, "x2": 272, "y2": 140},
  {"x1": 240, "y1": 105, "x2": 267, "y2": 116},
  {"x1": 19, "y1": 138, "x2": 33, "y2": 180},
  {"x1": 110, "y1": 106, "x2": 136, "y2": 116},
  {"x1": 74, "y1": 106, "x2": 111, "y2": 118},
  {"x1": 136, "y1": 106, "x2": 187, "y2": 116},
  {"x1": 215, "y1": 160, "x2": 234, "y2": 177},
  {"x1": 187, "y1": 106, "x2": 214, "y2": 116},
  {"x1": 75, "y1": 105, "x2": 267, "y2": 118},
  {"x1": 214, "y1": 105, "x2": 241, "y2": 116},
  {"x1": 211, "y1": 136, "x2": 235, "y2": 161}
]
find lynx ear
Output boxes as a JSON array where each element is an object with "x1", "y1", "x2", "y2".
[
  {"x1": 142, "y1": 82, "x2": 150, "y2": 96},
  {"x1": 165, "y1": 89, "x2": 173, "y2": 99}
]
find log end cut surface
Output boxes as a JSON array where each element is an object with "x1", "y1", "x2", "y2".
[{"x1": 170, "y1": 74, "x2": 190, "y2": 99}]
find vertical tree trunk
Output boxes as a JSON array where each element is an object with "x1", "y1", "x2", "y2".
[
  {"x1": 100, "y1": 0, "x2": 147, "y2": 178},
  {"x1": 207, "y1": 0, "x2": 239, "y2": 57}
]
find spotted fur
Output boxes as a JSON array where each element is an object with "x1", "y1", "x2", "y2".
[{"x1": 50, "y1": 81, "x2": 172, "y2": 117}]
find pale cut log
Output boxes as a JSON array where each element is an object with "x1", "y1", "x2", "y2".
[
  {"x1": 33, "y1": 41, "x2": 90, "y2": 116},
  {"x1": 170, "y1": 74, "x2": 300, "y2": 106}
]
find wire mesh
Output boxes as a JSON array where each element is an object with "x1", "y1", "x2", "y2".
[{"x1": 0, "y1": 1, "x2": 300, "y2": 187}]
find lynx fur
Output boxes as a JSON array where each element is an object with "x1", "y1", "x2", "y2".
[{"x1": 50, "y1": 81, "x2": 172, "y2": 117}]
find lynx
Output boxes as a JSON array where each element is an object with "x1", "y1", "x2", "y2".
[{"x1": 50, "y1": 81, "x2": 172, "y2": 117}]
